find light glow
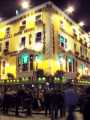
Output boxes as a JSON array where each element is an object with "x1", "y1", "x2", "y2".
[
  {"x1": 66, "y1": 6, "x2": 75, "y2": 14},
  {"x1": 21, "y1": 0, "x2": 29, "y2": 9},
  {"x1": 79, "y1": 21, "x2": 85, "y2": 27}
]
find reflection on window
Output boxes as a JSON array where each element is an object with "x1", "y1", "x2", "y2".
[{"x1": 59, "y1": 35, "x2": 67, "y2": 48}]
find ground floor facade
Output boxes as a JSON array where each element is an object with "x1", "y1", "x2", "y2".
[{"x1": 0, "y1": 48, "x2": 90, "y2": 84}]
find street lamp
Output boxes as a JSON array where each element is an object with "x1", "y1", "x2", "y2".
[
  {"x1": 79, "y1": 21, "x2": 85, "y2": 27},
  {"x1": 21, "y1": 0, "x2": 30, "y2": 10},
  {"x1": 65, "y1": 6, "x2": 75, "y2": 14}
]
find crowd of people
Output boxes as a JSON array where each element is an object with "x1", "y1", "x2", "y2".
[{"x1": 0, "y1": 83, "x2": 89, "y2": 120}]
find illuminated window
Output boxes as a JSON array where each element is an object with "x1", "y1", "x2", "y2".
[
  {"x1": 19, "y1": 53, "x2": 30, "y2": 72},
  {"x1": 67, "y1": 57, "x2": 74, "y2": 72},
  {"x1": 59, "y1": 35, "x2": 67, "y2": 48},
  {"x1": 19, "y1": 53, "x2": 30, "y2": 64},
  {"x1": 36, "y1": 32, "x2": 42, "y2": 42}
]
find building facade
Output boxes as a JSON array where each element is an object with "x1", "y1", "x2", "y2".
[{"x1": 0, "y1": 1, "x2": 90, "y2": 81}]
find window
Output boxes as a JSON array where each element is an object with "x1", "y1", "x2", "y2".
[
  {"x1": 5, "y1": 41, "x2": 9, "y2": 49},
  {"x1": 80, "y1": 46, "x2": 83, "y2": 56},
  {"x1": 20, "y1": 20, "x2": 26, "y2": 31},
  {"x1": 21, "y1": 37, "x2": 26, "y2": 47},
  {"x1": 29, "y1": 34, "x2": 32, "y2": 45},
  {"x1": 22, "y1": 64, "x2": 28, "y2": 71},
  {"x1": 67, "y1": 57, "x2": 74, "y2": 72},
  {"x1": 36, "y1": 14, "x2": 41, "y2": 21},
  {"x1": 59, "y1": 35, "x2": 67, "y2": 48},
  {"x1": 0, "y1": 43, "x2": 2, "y2": 52},
  {"x1": 69, "y1": 62, "x2": 72, "y2": 72},
  {"x1": 36, "y1": 32, "x2": 42, "y2": 42},
  {"x1": 74, "y1": 43, "x2": 76, "y2": 51},
  {"x1": 85, "y1": 48, "x2": 87, "y2": 57},
  {"x1": 30, "y1": 55, "x2": 33, "y2": 70},
  {"x1": 2, "y1": 61, "x2": 6, "y2": 74},
  {"x1": 19, "y1": 53, "x2": 30, "y2": 72},
  {"x1": 60, "y1": 20, "x2": 64, "y2": 29},
  {"x1": 73, "y1": 28, "x2": 76, "y2": 33},
  {"x1": 35, "y1": 14, "x2": 42, "y2": 24},
  {"x1": 6, "y1": 27, "x2": 10, "y2": 34},
  {"x1": 22, "y1": 20, "x2": 26, "y2": 25},
  {"x1": 65, "y1": 38, "x2": 67, "y2": 48}
]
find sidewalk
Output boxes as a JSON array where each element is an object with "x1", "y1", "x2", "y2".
[{"x1": 0, "y1": 112, "x2": 83, "y2": 120}]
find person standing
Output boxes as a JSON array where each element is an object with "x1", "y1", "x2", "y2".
[{"x1": 64, "y1": 83, "x2": 78, "y2": 120}]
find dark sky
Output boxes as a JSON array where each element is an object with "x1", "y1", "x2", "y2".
[{"x1": 0, "y1": 0, "x2": 90, "y2": 32}]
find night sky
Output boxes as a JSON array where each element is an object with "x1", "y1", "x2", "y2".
[{"x1": 0, "y1": 0, "x2": 90, "y2": 32}]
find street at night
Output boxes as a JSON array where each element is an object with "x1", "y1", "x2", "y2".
[{"x1": 0, "y1": 0, "x2": 90, "y2": 120}]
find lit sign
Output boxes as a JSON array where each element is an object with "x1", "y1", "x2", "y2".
[{"x1": 19, "y1": 53, "x2": 30, "y2": 64}]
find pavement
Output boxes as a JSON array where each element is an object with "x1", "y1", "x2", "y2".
[{"x1": 0, "y1": 112, "x2": 83, "y2": 120}]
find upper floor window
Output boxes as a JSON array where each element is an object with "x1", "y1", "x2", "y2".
[
  {"x1": 6, "y1": 27, "x2": 10, "y2": 34},
  {"x1": 35, "y1": 14, "x2": 42, "y2": 24},
  {"x1": 36, "y1": 14, "x2": 41, "y2": 21},
  {"x1": 72, "y1": 27, "x2": 77, "y2": 37},
  {"x1": 74, "y1": 43, "x2": 76, "y2": 51},
  {"x1": 80, "y1": 46, "x2": 83, "y2": 55},
  {"x1": 59, "y1": 35, "x2": 67, "y2": 49},
  {"x1": 21, "y1": 37, "x2": 26, "y2": 47},
  {"x1": 5, "y1": 41, "x2": 9, "y2": 49},
  {"x1": 0, "y1": 43, "x2": 2, "y2": 52},
  {"x1": 20, "y1": 20, "x2": 26, "y2": 26},
  {"x1": 36, "y1": 32, "x2": 42, "y2": 42},
  {"x1": 20, "y1": 20, "x2": 26, "y2": 31},
  {"x1": 67, "y1": 57, "x2": 74, "y2": 72},
  {"x1": 60, "y1": 20, "x2": 64, "y2": 29}
]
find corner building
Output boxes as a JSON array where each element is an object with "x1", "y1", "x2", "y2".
[{"x1": 0, "y1": 1, "x2": 90, "y2": 81}]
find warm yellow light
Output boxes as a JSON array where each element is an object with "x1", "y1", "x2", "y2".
[
  {"x1": 60, "y1": 58, "x2": 65, "y2": 64},
  {"x1": 66, "y1": 6, "x2": 75, "y2": 14},
  {"x1": 35, "y1": 42, "x2": 43, "y2": 52},
  {"x1": 85, "y1": 67, "x2": 88, "y2": 71},
  {"x1": 79, "y1": 21, "x2": 85, "y2": 27},
  {"x1": 6, "y1": 63, "x2": 9, "y2": 67},
  {"x1": 21, "y1": 1, "x2": 29, "y2": 9}
]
